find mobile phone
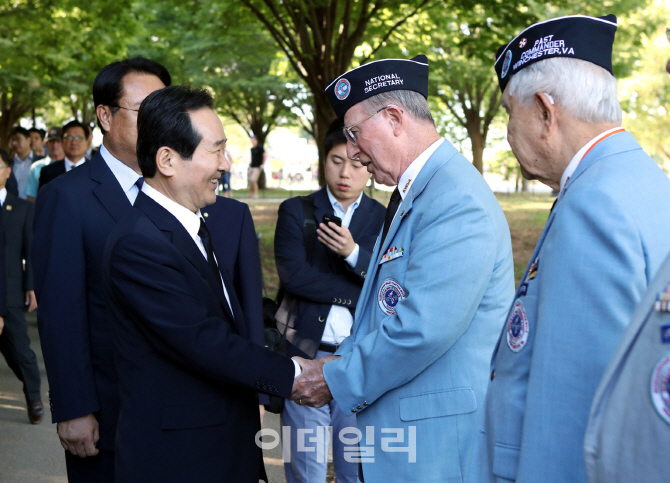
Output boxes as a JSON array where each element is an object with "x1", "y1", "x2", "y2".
[{"x1": 322, "y1": 214, "x2": 342, "y2": 227}]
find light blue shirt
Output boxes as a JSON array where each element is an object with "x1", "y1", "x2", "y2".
[
  {"x1": 25, "y1": 156, "x2": 53, "y2": 199},
  {"x1": 99, "y1": 144, "x2": 143, "y2": 204},
  {"x1": 13, "y1": 151, "x2": 33, "y2": 199}
]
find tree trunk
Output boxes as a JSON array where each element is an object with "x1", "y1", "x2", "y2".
[
  {"x1": 313, "y1": 100, "x2": 337, "y2": 187},
  {"x1": 521, "y1": 178, "x2": 529, "y2": 192},
  {"x1": 470, "y1": 130, "x2": 485, "y2": 174}
]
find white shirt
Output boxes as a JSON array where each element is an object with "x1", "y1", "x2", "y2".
[
  {"x1": 0, "y1": 187, "x2": 7, "y2": 206},
  {"x1": 99, "y1": 144, "x2": 143, "y2": 204},
  {"x1": 320, "y1": 187, "x2": 363, "y2": 345},
  {"x1": 64, "y1": 156, "x2": 86, "y2": 172},
  {"x1": 396, "y1": 138, "x2": 444, "y2": 202},
  {"x1": 560, "y1": 126, "x2": 625, "y2": 191}
]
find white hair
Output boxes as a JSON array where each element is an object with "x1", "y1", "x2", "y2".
[
  {"x1": 507, "y1": 57, "x2": 622, "y2": 125},
  {"x1": 361, "y1": 90, "x2": 435, "y2": 125}
]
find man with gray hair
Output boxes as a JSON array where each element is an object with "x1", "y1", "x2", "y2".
[
  {"x1": 291, "y1": 55, "x2": 515, "y2": 482},
  {"x1": 470, "y1": 15, "x2": 670, "y2": 483}
]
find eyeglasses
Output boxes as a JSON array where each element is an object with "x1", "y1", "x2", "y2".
[
  {"x1": 110, "y1": 105, "x2": 139, "y2": 112},
  {"x1": 342, "y1": 105, "x2": 402, "y2": 145},
  {"x1": 64, "y1": 135, "x2": 85, "y2": 142}
]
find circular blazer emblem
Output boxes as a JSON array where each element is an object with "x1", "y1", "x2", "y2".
[
  {"x1": 501, "y1": 50, "x2": 513, "y2": 79},
  {"x1": 334, "y1": 78, "x2": 351, "y2": 100},
  {"x1": 650, "y1": 353, "x2": 670, "y2": 425},
  {"x1": 507, "y1": 299, "x2": 529, "y2": 352},
  {"x1": 378, "y1": 279, "x2": 406, "y2": 316}
]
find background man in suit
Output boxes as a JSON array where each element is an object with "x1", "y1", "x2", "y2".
[
  {"x1": 471, "y1": 15, "x2": 670, "y2": 483},
  {"x1": 26, "y1": 127, "x2": 64, "y2": 202},
  {"x1": 0, "y1": 149, "x2": 39, "y2": 423},
  {"x1": 28, "y1": 128, "x2": 47, "y2": 160},
  {"x1": 38, "y1": 120, "x2": 90, "y2": 190},
  {"x1": 202, "y1": 194, "x2": 271, "y2": 417},
  {"x1": 103, "y1": 85, "x2": 297, "y2": 482},
  {"x1": 275, "y1": 119, "x2": 385, "y2": 483},
  {"x1": 33, "y1": 57, "x2": 170, "y2": 482},
  {"x1": 292, "y1": 56, "x2": 515, "y2": 483}
]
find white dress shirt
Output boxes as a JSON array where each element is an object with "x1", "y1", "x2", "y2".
[
  {"x1": 396, "y1": 138, "x2": 444, "y2": 202},
  {"x1": 319, "y1": 187, "x2": 363, "y2": 345},
  {"x1": 13, "y1": 151, "x2": 33, "y2": 200},
  {"x1": 560, "y1": 126, "x2": 625, "y2": 191},
  {"x1": 64, "y1": 156, "x2": 87, "y2": 172},
  {"x1": 0, "y1": 187, "x2": 7, "y2": 206},
  {"x1": 99, "y1": 144, "x2": 143, "y2": 204}
]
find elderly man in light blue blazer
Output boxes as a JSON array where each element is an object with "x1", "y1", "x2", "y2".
[
  {"x1": 470, "y1": 15, "x2": 670, "y2": 483},
  {"x1": 290, "y1": 55, "x2": 515, "y2": 483}
]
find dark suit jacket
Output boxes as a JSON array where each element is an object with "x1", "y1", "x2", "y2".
[
  {"x1": 3, "y1": 193, "x2": 33, "y2": 307},
  {"x1": 274, "y1": 188, "x2": 385, "y2": 358},
  {"x1": 103, "y1": 191, "x2": 294, "y2": 482},
  {"x1": 38, "y1": 160, "x2": 66, "y2": 191},
  {"x1": 202, "y1": 196, "x2": 269, "y2": 405},
  {"x1": 33, "y1": 152, "x2": 131, "y2": 450}
]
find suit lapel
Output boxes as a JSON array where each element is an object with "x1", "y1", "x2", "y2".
[
  {"x1": 134, "y1": 193, "x2": 239, "y2": 329},
  {"x1": 89, "y1": 153, "x2": 132, "y2": 222},
  {"x1": 2, "y1": 192, "x2": 16, "y2": 228},
  {"x1": 312, "y1": 189, "x2": 339, "y2": 271}
]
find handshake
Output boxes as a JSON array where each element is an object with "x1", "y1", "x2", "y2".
[{"x1": 290, "y1": 355, "x2": 340, "y2": 407}]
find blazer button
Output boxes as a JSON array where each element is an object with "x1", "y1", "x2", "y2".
[
  {"x1": 333, "y1": 297, "x2": 337, "y2": 303},
  {"x1": 363, "y1": 401, "x2": 369, "y2": 406},
  {"x1": 357, "y1": 405, "x2": 363, "y2": 410},
  {"x1": 318, "y1": 316, "x2": 325, "y2": 322},
  {"x1": 351, "y1": 408, "x2": 357, "y2": 413},
  {"x1": 347, "y1": 300, "x2": 352, "y2": 305},
  {"x1": 490, "y1": 370, "x2": 496, "y2": 381},
  {"x1": 361, "y1": 271, "x2": 366, "y2": 278}
]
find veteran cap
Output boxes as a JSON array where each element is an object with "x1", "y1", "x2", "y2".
[
  {"x1": 45, "y1": 127, "x2": 62, "y2": 142},
  {"x1": 325, "y1": 55, "x2": 429, "y2": 120},
  {"x1": 494, "y1": 14, "x2": 617, "y2": 93}
]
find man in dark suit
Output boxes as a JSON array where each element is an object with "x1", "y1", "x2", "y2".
[
  {"x1": 0, "y1": 149, "x2": 40, "y2": 423},
  {"x1": 38, "y1": 120, "x2": 90, "y2": 190},
  {"x1": 274, "y1": 119, "x2": 385, "y2": 482},
  {"x1": 202, "y1": 195, "x2": 270, "y2": 414},
  {"x1": 103, "y1": 85, "x2": 296, "y2": 482},
  {"x1": 33, "y1": 58, "x2": 170, "y2": 482}
]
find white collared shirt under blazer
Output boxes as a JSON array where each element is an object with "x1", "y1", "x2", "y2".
[
  {"x1": 469, "y1": 130, "x2": 670, "y2": 483},
  {"x1": 322, "y1": 138, "x2": 515, "y2": 483}
]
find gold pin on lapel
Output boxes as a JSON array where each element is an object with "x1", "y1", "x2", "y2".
[
  {"x1": 203, "y1": 212, "x2": 209, "y2": 218},
  {"x1": 6, "y1": 205, "x2": 12, "y2": 211},
  {"x1": 403, "y1": 179, "x2": 411, "y2": 194}
]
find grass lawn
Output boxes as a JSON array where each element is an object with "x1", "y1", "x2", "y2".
[{"x1": 240, "y1": 189, "x2": 553, "y2": 299}]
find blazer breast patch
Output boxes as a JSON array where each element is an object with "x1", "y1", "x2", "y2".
[
  {"x1": 507, "y1": 299, "x2": 529, "y2": 353},
  {"x1": 380, "y1": 246, "x2": 404, "y2": 264},
  {"x1": 378, "y1": 278, "x2": 406, "y2": 316},
  {"x1": 650, "y1": 352, "x2": 670, "y2": 425}
]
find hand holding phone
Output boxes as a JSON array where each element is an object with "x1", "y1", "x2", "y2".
[{"x1": 322, "y1": 214, "x2": 342, "y2": 227}]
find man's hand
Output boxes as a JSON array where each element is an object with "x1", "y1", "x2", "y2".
[
  {"x1": 291, "y1": 355, "x2": 339, "y2": 408},
  {"x1": 57, "y1": 414, "x2": 100, "y2": 458},
  {"x1": 259, "y1": 404, "x2": 265, "y2": 425},
  {"x1": 25, "y1": 290, "x2": 37, "y2": 312},
  {"x1": 0, "y1": 316, "x2": 3, "y2": 336},
  {"x1": 317, "y1": 222, "x2": 356, "y2": 258}
]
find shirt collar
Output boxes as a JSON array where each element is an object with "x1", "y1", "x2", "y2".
[
  {"x1": 64, "y1": 156, "x2": 86, "y2": 171},
  {"x1": 560, "y1": 126, "x2": 624, "y2": 191},
  {"x1": 325, "y1": 185, "x2": 363, "y2": 214},
  {"x1": 141, "y1": 183, "x2": 203, "y2": 240},
  {"x1": 397, "y1": 138, "x2": 444, "y2": 200},
  {"x1": 0, "y1": 187, "x2": 7, "y2": 206},
  {"x1": 13, "y1": 151, "x2": 33, "y2": 164},
  {"x1": 100, "y1": 143, "x2": 143, "y2": 193}
]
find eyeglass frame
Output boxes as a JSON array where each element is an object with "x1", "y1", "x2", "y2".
[
  {"x1": 342, "y1": 104, "x2": 403, "y2": 145},
  {"x1": 110, "y1": 104, "x2": 139, "y2": 113},
  {"x1": 63, "y1": 135, "x2": 86, "y2": 142}
]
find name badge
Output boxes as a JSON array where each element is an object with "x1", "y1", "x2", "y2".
[{"x1": 380, "y1": 246, "x2": 404, "y2": 264}]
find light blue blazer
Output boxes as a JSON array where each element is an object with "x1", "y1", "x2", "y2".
[
  {"x1": 470, "y1": 132, "x2": 670, "y2": 483},
  {"x1": 323, "y1": 139, "x2": 515, "y2": 483},
  {"x1": 584, "y1": 250, "x2": 670, "y2": 483}
]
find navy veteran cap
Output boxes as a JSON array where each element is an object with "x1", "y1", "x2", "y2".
[
  {"x1": 325, "y1": 55, "x2": 429, "y2": 120},
  {"x1": 495, "y1": 15, "x2": 617, "y2": 93}
]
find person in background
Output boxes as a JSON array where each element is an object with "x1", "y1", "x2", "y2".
[
  {"x1": 218, "y1": 149, "x2": 233, "y2": 198},
  {"x1": 38, "y1": 121, "x2": 89, "y2": 190},
  {"x1": 248, "y1": 135, "x2": 264, "y2": 199},
  {"x1": 0, "y1": 148, "x2": 40, "y2": 424},
  {"x1": 26, "y1": 127, "x2": 63, "y2": 202},
  {"x1": 275, "y1": 118, "x2": 385, "y2": 483},
  {"x1": 28, "y1": 128, "x2": 47, "y2": 160},
  {"x1": 9, "y1": 126, "x2": 36, "y2": 199}
]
